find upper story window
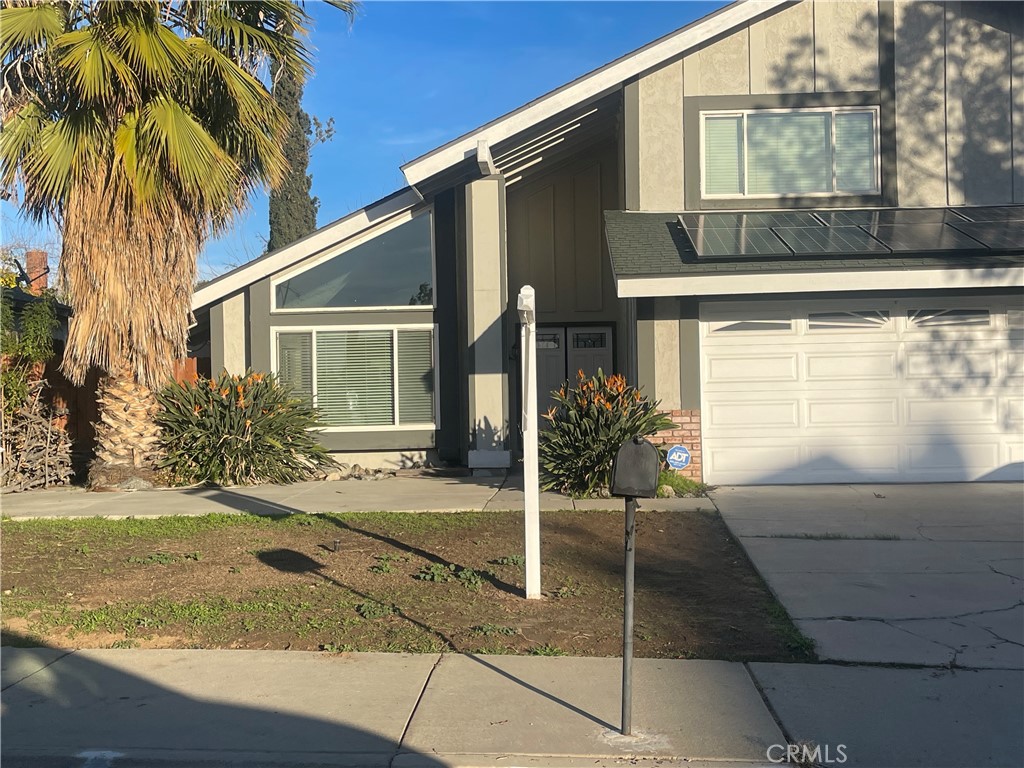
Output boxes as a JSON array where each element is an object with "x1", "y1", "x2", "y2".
[
  {"x1": 273, "y1": 211, "x2": 433, "y2": 311},
  {"x1": 701, "y1": 107, "x2": 880, "y2": 198}
]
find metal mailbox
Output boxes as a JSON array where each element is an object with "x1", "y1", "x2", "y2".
[{"x1": 610, "y1": 437, "x2": 660, "y2": 499}]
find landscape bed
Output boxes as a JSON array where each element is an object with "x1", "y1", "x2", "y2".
[{"x1": 1, "y1": 509, "x2": 814, "y2": 661}]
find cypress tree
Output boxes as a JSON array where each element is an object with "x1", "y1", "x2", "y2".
[{"x1": 268, "y1": 61, "x2": 318, "y2": 252}]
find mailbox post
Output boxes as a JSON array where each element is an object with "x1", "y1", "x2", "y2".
[
  {"x1": 517, "y1": 285, "x2": 542, "y2": 599},
  {"x1": 610, "y1": 437, "x2": 660, "y2": 736}
]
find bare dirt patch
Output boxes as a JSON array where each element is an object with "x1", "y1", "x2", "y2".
[{"x1": 1, "y1": 509, "x2": 813, "y2": 661}]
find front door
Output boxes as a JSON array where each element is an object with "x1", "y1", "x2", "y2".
[{"x1": 534, "y1": 325, "x2": 614, "y2": 416}]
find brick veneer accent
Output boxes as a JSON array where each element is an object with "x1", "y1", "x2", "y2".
[{"x1": 652, "y1": 409, "x2": 702, "y2": 481}]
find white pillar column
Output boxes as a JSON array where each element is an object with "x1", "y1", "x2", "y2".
[{"x1": 465, "y1": 175, "x2": 510, "y2": 471}]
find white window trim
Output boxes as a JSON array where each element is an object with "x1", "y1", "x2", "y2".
[
  {"x1": 270, "y1": 323, "x2": 439, "y2": 432},
  {"x1": 699, "y1": 106, "x2": 881, "y2": 199},
  {"x1": 270, "y1": 207, "x2": 436, "y2": 314}
]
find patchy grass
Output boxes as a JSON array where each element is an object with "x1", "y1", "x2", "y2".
[
  {"x1": 1, "y1": 509, "x2": 814, "y2": 662},
  {"x1": 657, "y1": 471, "x2": 710, "y2": 498}
]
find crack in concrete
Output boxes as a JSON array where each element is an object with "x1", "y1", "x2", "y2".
[
  {"x1": 798, "y1": 601, "x2": 1024, "y2": 624},
  {"x1": 977, "y1": 626, "x2": 1024, "y2": 649},
  {"x1": 988, "y1": 564, "x2": 1023, "y2": 583}
]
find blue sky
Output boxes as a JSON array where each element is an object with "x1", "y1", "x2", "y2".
[{"x1": 1, "y1": 1, "x2": 726, "y2": 278}]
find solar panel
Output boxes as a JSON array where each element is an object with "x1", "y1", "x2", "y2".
[
  {"x1": 817, "y1": 209, "x2": 967, "y2": 228},
  {"x1": 687, "y1": 227, "x2": 792, "y2": 258},
  {"x1": 774, "y1": 226, "x2": 890, "y2": 255},
  {"x1": 948, "y1": 221, "x2": 1024, "y2": 250},
  {"x1": 679, "y1": 211, "x2": 821, "y2": 230},
  {"x1": 952, "y1": 206, "x2": 1024, "y2": 223},
  {"x1": 866, "y1": 223, "x2": 988, "y2": 252}
]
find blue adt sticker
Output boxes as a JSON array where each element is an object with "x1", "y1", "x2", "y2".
[{"x1": 666, "y1": 445, "x2": 691, "y2": 470}]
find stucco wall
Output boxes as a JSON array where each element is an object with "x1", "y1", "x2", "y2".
[
  {"x1": 895, "y1": 0, "x2": 1023, "y2": 205},
  {"x1": 628, "y1": 0, "x2": 1022, "y2": 212}
]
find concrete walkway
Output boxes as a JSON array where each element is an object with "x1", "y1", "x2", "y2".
[
  {"x1": 712, "y1": 484, "x2": 1024, "y2": 669},
  {"x1": 0, "y1": 473, "x2": 713, "y2": 519},
  {"x1": 3, "y1": 648, "x2": 1021, "y2": 768}
]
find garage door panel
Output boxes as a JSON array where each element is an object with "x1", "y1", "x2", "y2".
[
  {"x1": 700, "y1": 297, "x2": 1023, "y2": 484},
  {"x1": 906, "y1": 398, "x2": 998, "y2": 426},
  {"x1": 706, "y1": 355, "x2": 797, "y2": 383},
  {"x1": 905, "y1": 441, "x2": 1001, "y2": 473},
  {"x1": 905, "y1": 349, "x2": 998, "y2": 380},
  {"x1": 707, "y1": 400, "x2": 799, "y2": 428},
  {"x1": 807, "y1": 399, "x2": 898, "y2": 428},
  {"x1": 806, "y1": 353, "x2": 897, "y2": 380}
]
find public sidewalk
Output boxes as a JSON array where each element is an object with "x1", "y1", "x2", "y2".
[
  {"x1": 3, "y1": 648, "x2": 1020, "y2": 768},
  {"x1": 0, "y1": 472, "x2": 714, "y2": 520}
]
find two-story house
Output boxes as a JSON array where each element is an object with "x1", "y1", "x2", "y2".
[{"x1": 191, "y1": 0, "x2": 1024, "y2": 484}]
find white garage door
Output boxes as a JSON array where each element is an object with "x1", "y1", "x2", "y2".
[{"x1": 700, "y1": 297, "x2": 1024, "y2": 484}]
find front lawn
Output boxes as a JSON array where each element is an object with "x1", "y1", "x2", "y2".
[{"x1": 1, "y1": 509, "x2": 814, "y2": 661}]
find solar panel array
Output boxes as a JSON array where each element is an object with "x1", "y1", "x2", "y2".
[{"x1": 678, "y1": 206, "x2": 1024, "y2": 260}]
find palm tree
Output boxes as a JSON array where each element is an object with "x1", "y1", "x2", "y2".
[{"x1": 0, "y1": 0, "x2": 351, "y2": 484}]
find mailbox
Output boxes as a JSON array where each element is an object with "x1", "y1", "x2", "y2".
[{"x1": 610, "y1": 437, "x2": 660, "y2": 498}]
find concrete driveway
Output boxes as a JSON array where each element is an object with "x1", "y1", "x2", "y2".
[{"x1": 712, "y1": 483, "x2": 1024, "y2": 668}]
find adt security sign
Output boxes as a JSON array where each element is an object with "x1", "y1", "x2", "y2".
[{"x1": 666, "y1": 445, "x2": 691, "y2": 470}]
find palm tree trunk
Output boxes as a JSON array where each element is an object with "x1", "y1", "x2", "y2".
[{"x1": 89, "y1": 364, "x2": 163, "y2": 487}]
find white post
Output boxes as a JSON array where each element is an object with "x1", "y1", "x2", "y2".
[{"x1": 517, "y1": 285, "x2": 542, "y2": 599}]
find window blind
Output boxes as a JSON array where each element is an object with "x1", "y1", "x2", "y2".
[
  {"x1": 316, "y1": 330, "x2": 394, "y2": 427},
  {"x1": 835, "y1": 111, "x2": 876, "y2": 192},
  {"x1": 703, "y1": 116, "x2": 744, "y2": 195},
  {"x1": 397, "y1": 330, "x2": 435, "y2": 424},
  {"x1": 746, "y1": 112, "x2": 831, "y2": 195},
  {"x1": 277, "y1": 333, "x2": 313, "y2": 401}
]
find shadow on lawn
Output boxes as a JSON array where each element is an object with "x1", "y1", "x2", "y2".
[{"x1": 204, "y1": 489, "x2": 617, "y2": 732}]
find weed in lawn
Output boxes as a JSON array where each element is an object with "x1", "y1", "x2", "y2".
[
  {"x1": 109, "y1": 639, "x2": 137, "y2": 649},
  {"x1": 368, "y1": 561, "x2": 393, "y2": 575},
  {"x1": 491, "y1": 554, "x2": 525, "y2": 567},
  {"x1": 555, "y1": 578, "x2": 583, "y2": 599},
  {"x1": 355, "y1": 601, "x2": 395, "y2": 620},
  {"x1": 74, "y1": 545, "x2": 90, "y2": 556},
  {"x1": 457, "y1": 568, "x2": 484, "y2": 591},
  {"x1": 228, "y1": 566, "x2": 242, "y2": 574},
  {"x1": 369, "y1": 553, "x2": 408, "y2": 574},
  {"x1": 766, "y1": 603, "x2": 816, "y2": 659},
  {"x1": 320, "y1": 642, "x2": 355, "y2": 653},
  {"x1": 768, "y1": 532, "x2": 902, "y2": 541},
  {"x1": 529, "y1": 644, "x2": 567, "y2": 656},
  {"x1": 127, "y1": 552, "x2": 178, "y2": 566},
  {"x1": 469, "y1": 644, "x2": 514, "y2": 655},
  {"x1": 415, "y1": 563, "x2": 456, "y2": 583},
  {"x1": 471, "y1": 624, "x2": 517, "y2": 637}
]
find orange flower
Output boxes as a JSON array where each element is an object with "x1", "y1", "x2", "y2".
[
  {"x1": 220, "y1": 388, "x2": 230, "y2": 397},
  {"x1": 577, "y1": 369, "x2": 585, "y2": 380},
  {"x1": 237, "y1": 398, "x2": 246, "y2": 408},
  {"x1": 544, "y1": 406, "x2": 556, "y2": 421},
  {"x1": 236, "y1": 384, "x2": 244, "y2": 395},
  {"x1": 207, "y1": 379, "x2": 217, "y2": 390},
  {"x1": 193, "y1": 405, "x2": 201, "y2": 414},
  {"x1": 245, "y1": 419, "x2": 252, "y2": 428}
]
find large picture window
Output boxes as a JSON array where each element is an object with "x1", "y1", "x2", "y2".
[
  {"x1": 274, "y1": 212, "x2": 433, "y2": 311},
  {"x1": 701, "y1": 107, "x2": 879, "y2": 198},
  {"x1": 275, "y1": 326, "x2": 436, "y2": 429}
]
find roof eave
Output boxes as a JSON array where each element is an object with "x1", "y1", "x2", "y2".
[{"x1": 400, "y1": 0, "x2": 792, "y2": 188}]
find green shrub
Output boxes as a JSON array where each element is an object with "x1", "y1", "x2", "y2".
[
  {"x1": 156, "y1": 370, "x2": 334, "y2": 486},
  {"x1": 539, "y1": 370, "x2": 675, "y2": 498}
]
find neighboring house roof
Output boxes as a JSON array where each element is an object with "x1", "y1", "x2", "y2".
[
  {"x1": 605, "y1": 208, "x2": 1024, "y2": 297},
  {"x1": 193, "y1": 0, "x2": 790, "y2": 312}
]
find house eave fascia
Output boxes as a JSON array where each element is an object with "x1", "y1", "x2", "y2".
[
  {"x1": 399, "y1": 0, "x2": 792, "y2": 188},
  {"x1": 192, "y1": 188, "x2": 421, "y2": 312},
  {"x1": 615, "y1": 266, "x2": 1024, "y2": 298}
]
